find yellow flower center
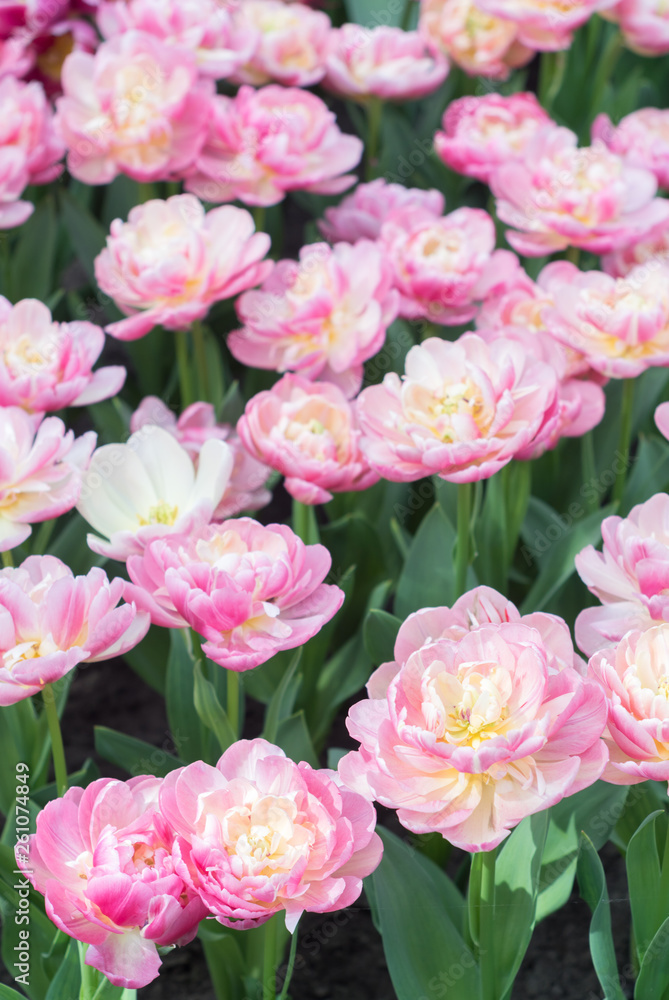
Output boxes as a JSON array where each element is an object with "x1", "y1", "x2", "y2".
[{"x1": 138, "y1": 501, "x2": 179, "y2": 526}]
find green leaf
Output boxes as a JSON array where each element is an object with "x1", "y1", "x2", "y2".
[
  {"x1": 627, "y1": 811, "x2": 663, "y2": 966},
  {"x1": 199, "y1": 926, "x2": 247, "y2": 1000},
  {"x1": 0, "y1": 985, "x2": 28, "y2": 999},
  {"x1": 94, "y1": 727, "x2": 182, "y2": 778},
  {"x1": 493, "y1": 813, "x2": 549, "y2": 995},
  {"x1": 11, "y1": 197, "x2": 58, "y2": 301},
  {"x1": 45, "y1": 938, "x2": 81, "y2": 1000},
  {"x1": 32, "y1": 757, "x2": 100, "y2": 806},
  {"x1": 274, "y1": 710, "x2": 319, "y2": 768},
  {"x1": 166, "y1": 629, "x2": 207, "y2": 763},
  {"x1": 394, "y1": 503, "x2": 457, "y2": 619},
  {"x1": 292, "y1": 501, "x2": 319, "y2": 545},
  {"x1": 344, "y1": 0, "x2": 403, "y2": 26},
  {"x1": 635, "y1": 914, "x2": 669, "y2": 1000},
  {"x1": 122, "y1": 624, "x2": 169, "y2": 695},
  {"x1": 193, "y1": 659, "x2": 237, "y2": 755},
  {"x1": 370, "y1": 827, "x2": 477, "y2": 1000},
  {"x1": 263, "y1": 650, "x2": 302, "y2": 744},
  {"x1": 363, "y1": 609, "x2": 401, "y2": 666},
  {"x1": 475, "y1": 462, "x2": 531, "y2": 591},
  {"x1": 576, "y1": 832, "x2": 625, "y2": 1000},
  {"x1": 621, "y1": 435, "x2": 669, "y2": 515},
  {"x1": 60, "y1": 191, "x2": 108, "y2": 283},
  {"x1": 520, "y1": 504, "x2": 616, "y2": 613}
]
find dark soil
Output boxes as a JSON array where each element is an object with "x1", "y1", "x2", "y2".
[{"x1": 1, "y1": 657, "x2": 632, "y2": 1000}]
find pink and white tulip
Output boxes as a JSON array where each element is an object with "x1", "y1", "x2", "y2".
[
  {"x1": 419, "y1": 0, "x2": 533, "y2": 78},
  {"x1": 575, "y1": 493, "x2": 669, "y2": 655},
  {"x1": 609, "y1": 0, "x2": 669, "y2": 55},
  {"x1": 160, "y1": 738, "x2": 382, "y2": 929},
  {"x1": 229, "y1": 240, "x2": 398, "y2": 398},
  {"x1": 0, "y1": 408, "x2": 95, "y2": 552},
  {"x1": 0, "y1": 556, "x2": 149, "y2": 705},
  {"x1": 95, "y1": 196, "x2": 272, "y2": 342},
  {"x1": 96, "y1": 0, "x2": 256, "y2": 78},
  {"x1": 435, "y1": 92, "x2": 554, "y2": 183},
  {"x1": 339, "y1": 586, "x2": 607, "y2": 851},
  {"x1": 593, "y1": 108, "x2": 669, "y2": 190},
  {"x1": 477, "y1": 0, "x2": 617, "y2": 49},
  {"x1": 56, "y1": 31, "x2": 213, "y2": 185},
  {"x1": 589, "y1": 625, "x2": 669, "y2": 784},
  {"x1": 76, "y1": 426, "x2": 234, "y2": 562},
  {"x1": 130, "y1": 397, "x2": 271, "y2": 519},
  {"x1": 185, "y1": 85, "x2": 363, "y2": 208},
  {"x1": 601, "y1": 217, "x2": 669, "y2": 277},
  {"x1": 356, "y1": 334, "x2": 558, "y2": 483},
  {"x1": 491, "y1": 127, "x2": 669, "y2": 256},
  {"x1": 230, "y1": 0, "x2": 330, "y2": 87},
  {"x1": 323, "y1": 24, "x2": 448, "y2": 101},
  {"x1": 0, "y1": 297, "x2": 125, "y2": 412},
  {"x1": 543, "y1": 263, "x2": 669, "y2": 379},
  {"x1": 238, "y1": 374, "x2": 379, "y2": 505},
  {"x1": 379, "y1": 205, "x2": 517, "y2": 325},
  {"x1": 19, "y1": 777, "x2": 207, "y2": 988},
  {"x1": 318, "y1": 179, "x2": 444, "y2": 244},
  {"x1": 124, "y1": 519, "x2": 344, "y2": 670}
]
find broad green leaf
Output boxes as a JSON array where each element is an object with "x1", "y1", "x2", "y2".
[
  {"x1": 344, "y1": 0, "x2": 404, "y2": 26},
  {"x1": 0, "y1": 986, "x2": 28, "y2": 999},
  {"x1": 363, "y1": 609, "x2": 401, "y2": 667},
  {"x1": 122, "y1": 625, "x2": 169, "y2": 696},
  {"x1": 166, "y1": 629, "x2": 207, "y2": 763},
  {"x1": 45, "y1": 938, "x2": 80, "y2": 1000},
  {"x1": 627, "y1": 811, "x2": 663, "y2": 966},
  {"x1": 60, "y1": 191, "x2": 108, "y2": 283},
  {"x1": 493, "y1": 813, "x2": 548, "y2": 995},
  {"x1": 274, "y1": 711, "x2": 319, "y2": 768},
  {"x1": 520, "y1": 504, "x2": 616, "y2": 613},
  {"x1": 193, "y1": 660, "x2": 237, "y2": 756},
  {"x1": 11, "y1": 197, "x2": 58, "y2": 301},
  {"x1": 32, "y1": 758, "x2": 100, "y2": 806},
  {"x1": 199, "y1": 926, "x2": 247, "y2": 1000},
  {"x1": 476, "y1": 462, "x2": 531, "y2": 592},
  {"x1": 263, "y1": 650, "x2": 302, "y2": 744},
  {"x1": 371, "y1": 828, "x2": 476, "y2": 1000},
  {"x1": 635, "y1": 915, "x2": 669, "y2": 1000},
  {"x1": 95, "y1": 727, "x2": 182, "y2": 778},
  {"x1": 394, "y1": 503, "x2": 457, "y2": 618},
  {"x1": 621, "y1": 435, "x2": 669, "y2": 515},
  {"x1": 576, "y1": 833, "x2": 625, "y2": 1000}
]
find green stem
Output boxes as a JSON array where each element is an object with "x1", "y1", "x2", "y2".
[
  {"x1": 263, "y1": 915, "x2": 278, "y2": 1000},
  {"x1": 455, "y1": 481, "x2": 472, "y2": 598},
  {"x1": 581, "y1": 432, "x2": 598, "y2": 513},
  {"x1": 176, "y1": 332, "x2": 194, "y2": 409},
  {"x1": 253, "y1": 205, "x2": 266, "y2": 234},
  {"x1": 590, "y1": 30, "x2": 624, "y2": 119},
  {"x1": 192, "y1": 320, "x2": 210, "y2": 403},
  {"x1": 538, "y1": 50, "x2": 567, "y2": 112},
  {"x1": 137, "y1": 183, "x2": 155, "y2": 204},
  {"x1": 565, "y1": 245, "x2": 581, "y2": 266},
  {"x1": 292, "y1": 498, "x2": 319, "y2": 544},
  {"x1": 227, "y1": 669, "x2": 240, "y2": 739},
  {"x1": 479, "y1": 849, "x2": 497, "y2": 1000},
  {"x1": 365, "y1": 97, "x2": 384, "y2": 182},
  {"x1": 2, "y1": 549, "x2": 13, "y2": 568},
  {"x1": 278, "y1": 923, "x2": 300, "y2": 1000},
  {"x1": 612, "y1": 378, "x2": 635, "y2": 505},
  {"x1": 32, "y1": 518, "x2": 56, "y2": 556},
  {"x1": 401, "y1": 0, "x2": 414, "y2": 29},
  {"x1": 42, "y1": 683, "x2": 68, "y2": 796}
]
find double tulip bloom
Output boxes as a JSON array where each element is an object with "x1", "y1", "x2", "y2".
[
  {"x1": 19, "y1": 740, "x2": 382, "y2": 987},
  {"x1": 340, "y1": 586, "x2": 607, "y2": 851},
  {"x1": 318, "y1": 179, "x2": 445, "y2": 244}
]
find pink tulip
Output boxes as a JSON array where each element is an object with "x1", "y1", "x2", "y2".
[
  {"x1": 0, "y1": 36, "x2": 32, "y2": 81},
  {"x1": 601, "y1": 217, "x2": 669, "y2": 276},
  {"x1": 593, "y1": 108, "x2": 669, "y2": 190},
  {"x1": 56, "y1": 31, "x2": 213, "y2": 185},
  {"x1": 159, "y1": 738, "x2": 382, "y2": 930},
  {"x1": 229, "y1": 240, "x2": 398, "y2": 398},
  {"x1": 419, "y1": 0, "x2": 534, "y2": 78},
  {"x1": 318, "y1": 179, "x2": 444, "y2": 244},
  {"x1": 435, "y1": 92, "x2": 554, "y2": 182},
  {"x1": 609, "y1": 0, "x2": 669, "y2": 55},
  {"x1": 124, "y1": 518, "x2": 344, "y2": 670},
  {"x1": 184, "y1": 85, "x2": 363, "y2": 208},
  {"x1": 477, "y1": 0, "x2": 617, "y2": 49},
  {"x1": 323, "y1": 24, "x2": 448, "y2": 101},
  {"x1": 18, "y1": 777, "x2": 207, "y2": 988},
  {"x1": 96, "y1": 0, "x2": 256, "y2": 78},
  {"x1": 356, "y1": 333, "x2": 558, "y2": 483},
  {"x1": 380, "y1": 205, "x2": 518, "y2": 325},
  {"x1": 95, "y1": 195, "x2": 272, "y2": 342},
  {"x1": 543, "y1": 263, "x2": 669, "y2": 378},
  {"x1": 576, "y1": 493, "x2": 669, "y2": 655},
  {"x1": 77, "y1": 426, "x2": 234, "y2": 562},
  {"x1": 238, "y1": 374, "x2": 379, "y2": 504},
  {"x1": 230, "y1": 0, "x2": 330, "y2": 87},
  {"x1": 0, "y1": 407, "x2": 95, "y2": 552},
  {"x1": 589, "y1": 625, "x2": 669, "y2": 783},
  {"x1": 28, "y1": 18, "x2": 100, "y2": 99},
  {"x1": 0, "y1": 555, "x2": 149, "y2": 705},
  {"x1": 130, "y1": 397, "x2": 271, "y2": 519},
  {"x1": 0, "y1": 297, "x2": 125, "y2": 412},
  {"x1": 339, "y1": 586, "x2": 607, "y2": 851},
  {"x1": 491, "y1": 127, "x2": 669, "y2": 255}
]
